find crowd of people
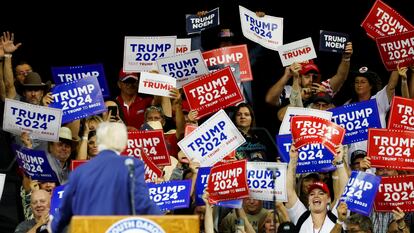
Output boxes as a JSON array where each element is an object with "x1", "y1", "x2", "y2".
[{"x1": 1, "y1": 4, "x2": 414, "y2": 233}]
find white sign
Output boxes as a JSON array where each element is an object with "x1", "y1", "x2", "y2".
[
  {"x1": 176, "y1": 38, "x2": 192, "y2": 54},
  {"x1": 157, "y1": 50, "x2": 209, "y2": 88},
  {"x1": 277, "y1": 37, "x2": 317, "y2": 67},
  {"x1": 239, "y1": 5, "x2": 283, "y2": 51},
  {"x1": 178, "y1": 110, "x2": 245, "y2": 167},
  {"x1": 247, "y1": 162, "x2": 287, "y2": 201},
  {"x1": 3, "y1": 98, "x2": 63, "y2": 142},
  {"x1": 138, "y1": 72, "x2": 176, "y2": 97},
  {"x1": 0, "y1": 173, "x2": 5, "y2": 201},
  {"x1": 279, "y1": 107, "x2": 332, "y2": 135},
  {"x1": 123, "y1": 36, "x2": 177, "y2": 72}
]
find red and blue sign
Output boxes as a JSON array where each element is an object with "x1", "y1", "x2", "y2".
[{"x1": 276, "y1": 134, "x2": 335, "y2": 173}]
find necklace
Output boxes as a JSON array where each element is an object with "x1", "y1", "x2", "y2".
[{"x1": 312, "y1": 214, "x2": 327, "y2": 233}]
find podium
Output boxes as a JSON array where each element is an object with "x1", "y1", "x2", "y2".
[{"x1": 70, "y1": 215, "x2": 199, "y2": 233}]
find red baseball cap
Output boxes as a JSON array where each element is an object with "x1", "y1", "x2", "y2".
[
  {"x1": 308, "y1": 181, "x2": 330, "y2": 196},
  {"x1": 299, "y1": 62, "x2": 320, "y2": 75},
  {"x1": 119, "y1": 69, "x2": 139, "y2": 82}
]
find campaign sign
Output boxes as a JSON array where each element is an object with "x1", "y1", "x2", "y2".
[
  {"x1": 123, "y1": 36, "x2": 177, "y2": 72},
  {"x1": 183, "y1": 67, "x2": 244, "y2": 119},
  {"x1": 291, "y1": 115, "x2": 345, "y2": 155},
  {"x1": 147, "y1": 179, "x2": 192, "y2": 212},
  {"x1": 279, "y1": 106, "x2": 333, "y2": 135},
  {"x1": 330, "y1": 99, "x2": 381, "y2": 144},
  {"x1": 186, "y1": 7, "x2": 220, "y2": 35},
  {"x1": 178, "y1": 109, "x2": 246, "y2": 167},
  {"x1": 207, "y1": 160, "x2": 249, "y2": 204},
  {"x1": 70, "y1": 160, "x2": 87, "y2": 171},
  {"x1": 3, "y1": 98, "x2": 62, "y2": 142},
  {"x1": 376, "y1": 30, "x2": 414, "y2": 71},
  {"x1": 375, "y1": 175, "x2": 414, "y2": 212},
  {"x1": 276, "y1": 134, "x2": 335, "y2": 173},
  {"x1": 277, "y1": 37, "x2": 317, "y2": 67},
  {"x1": 185, "y1": 124, "x2": 197, "y2": 137},
  {"x1": 361, "y1": 0, "x2": 414, "y2": 39},
  {"x1": 319, "y1": 30, "x2": 349, "y2": 53},
  {"x1": 176, "y1": 38, "x2": 191, "y2": 54},
  {"x1": 388, "y1": 96, "x2": 414, "y2": 131},
  {"x1": 51, "y1": 63, "x2": 110, "y2": 97},
  {"x1": 368, "y1": 128, "x2": 414, "y2": 171},
  {"x1": 340, "y1": 171, "x2": 381, "y2": 216},
  {"x1": 157, "y1": 50, "x2": 209, "y2": 88},
  {"x1": 49, "y1": 77, "x2": 106, "y2": 124},
  {"x1": 239, "y1": 5, "x2": 283, "y2": 51},
  {"x1": 141, "y1": 152, "x2": 163, "y2": 183},
  {"x1": 246, "y1": 162, "x2": 287, "y2": 202},
  {"x1": 195, "y1": 167, "x2": 211, "y2": 206},
  {"x1": 50, "y1": 185, "x2": 65, "y2": 216},
  {"x1": 202, "y1": 44, "x2": 253, "y2": 82},
  {"x1": 12, "y1": 144, "x2": 58, "y2": 182},
  {"x1": 164, "y1": 133, "x2": 179, "y2": 158},
  {"x1": 194, "y1": 164, "x2": 243, "y2": 208},
  {"x1": 124, "y1": 130, "x2": 171, "y2": 166},
  {"x1": 138, "y1": 72, "x2": 176, "y2": 97}
]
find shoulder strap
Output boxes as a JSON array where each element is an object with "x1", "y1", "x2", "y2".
[
  {"x1": 327, "y1": 210, "x2": 337, "y2": 223},
  {"x1": 296, "y1": 210, "x2": 311, "y2": 230}
]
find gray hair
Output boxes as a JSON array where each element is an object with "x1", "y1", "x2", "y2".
[
  {"x1": 346, "y1": 213, "x2": 373, "y2": 232},
  {"x1": 96, "y1": 122, "x2": 128, "y2": 152}
]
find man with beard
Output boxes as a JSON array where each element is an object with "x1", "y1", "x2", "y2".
[{"x1": 265, "y1": 42, "x2": 353, "y2": 121}]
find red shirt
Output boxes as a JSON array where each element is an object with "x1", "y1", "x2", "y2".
[{"x1": 116, "y1": 95, "x2": 153, "y2": 130}]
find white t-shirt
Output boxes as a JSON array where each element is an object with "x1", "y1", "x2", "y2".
[{"x1": 287, "y1": 199, "x2": 338, "y2": 233}]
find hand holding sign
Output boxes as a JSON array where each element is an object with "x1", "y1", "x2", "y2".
[{"x1": 291, "y1": 115, "x2": 345, "y2": 155}]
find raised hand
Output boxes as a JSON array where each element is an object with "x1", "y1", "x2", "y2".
[{"x1": 1, "y1": 31, "x2": 22, "y2": 54}]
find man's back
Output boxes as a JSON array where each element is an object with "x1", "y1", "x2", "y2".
[{"x1": 52, "y1": 150, "x2": 161, "y2": 233}]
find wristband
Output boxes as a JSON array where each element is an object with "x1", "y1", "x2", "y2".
[
  {"x1": 336, "y1": 219, "x2": 344, "y2": 226},
  {"x1": 335, "y1": 163, "x2": 345, "y2": 169},
  {"x1": 82, "y1": 136, "x2": 88, "y2": 140},
  {"x1": 4, "y1": 54, "x2": 12, "y2": 58},
  {"x1": 342, "y1": 58, "x2": 350, "y2": 62}
]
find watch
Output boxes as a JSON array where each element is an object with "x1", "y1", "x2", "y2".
[{"x1": 333, "y1": 160, "x2": 344, "y2": 166}]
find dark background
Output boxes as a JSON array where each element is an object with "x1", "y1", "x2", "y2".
[{"x1": 2, "y1": 0, "x2": 414, "y2": 136}]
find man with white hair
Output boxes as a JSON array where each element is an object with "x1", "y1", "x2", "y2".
[{"x1": 51, "y1": 122, "x2": 162, "y2": 233}]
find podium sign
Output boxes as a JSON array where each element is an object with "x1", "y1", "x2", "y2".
[{"x1": 70, "y1": 215, "x2": 199, "y2": 233}]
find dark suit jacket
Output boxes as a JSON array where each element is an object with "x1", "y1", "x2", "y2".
[{"x1": 51, "y1": 149, "x2": 162, "y2": 233}]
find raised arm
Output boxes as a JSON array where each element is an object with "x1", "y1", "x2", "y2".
[
  {"x1": 2, "y1": 32, "x2": 21, "y2": 99},
  {"x1": 170, "y1": 88, "x2": 185, "y2": 140},
  {"x1": 386, "y1": 70, "x2": 400, "y2": 103},
  {"x1": 289, "y1": 63, "x2": 304, "y2": 108},
  {"x1": 331, "y1": 145, "x2": 349, "y2": 207},
  {"x1": 285, "y1": 145, "x2": 299, "y2": 209},
  {"x1": 397, "y1": 64, "x2": 409, "y2": 98},
  {"x1": 265, "y1": 66, "x2": 292, "y2": 106},
  {"x1": 329, "y1": 42, "x2": 353, "y2": 93},
  {"x1": 409, "y1": 66, "x2": 414, "y2": 99}
]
